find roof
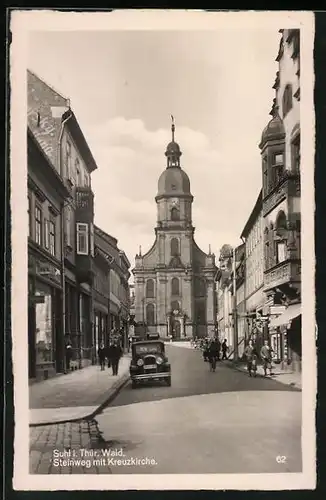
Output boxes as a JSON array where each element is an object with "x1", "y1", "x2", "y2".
[
  {"x1": 65, "y1": 111, "x2": 98, "y2": 173},
  {"x1": 157, "y1": 167, "x2": 191, "y2": 197},
  {"x1": 241, "y1": 190, "x2": 263, "y2": 239},
  {"x1": 259, "y1": 113, "x2": 285, "y2": 149}
]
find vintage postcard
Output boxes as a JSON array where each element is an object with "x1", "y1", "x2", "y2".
[{"x1": 10, "y1": 9, "x2": 316, "y2": 491}]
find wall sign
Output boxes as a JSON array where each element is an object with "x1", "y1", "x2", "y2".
[{"x1": 36, "y1": 260, "x2": 61, "y2": 284}]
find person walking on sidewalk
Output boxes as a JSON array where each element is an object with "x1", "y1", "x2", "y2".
[
  {"x1": 98, "y1": 342, "x2": 106, "y2": 371},
  {"x1": 207, "y1": 338, "x2": 219, "y2": 372},
  {"x1": 107, "y1": 340, "x2": 123, "y2": 376},
  {"x1": 244, "y1": 340, "x2": 258, "y2": 377},
  {"x1": 221, "y1": 339, "x2": 228, "y2": 360},
  {"x1": 260, "y1": 340, "x2": 273, "y2": 377},
  {"x1": 64, "y1": 336, "x2": 73, "y2": 373}
]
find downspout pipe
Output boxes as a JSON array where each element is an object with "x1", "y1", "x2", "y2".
[{"x1": 58, "y1": 109, "x2": 73, "y2": 373}]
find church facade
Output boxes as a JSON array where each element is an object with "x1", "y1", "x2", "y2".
[{"x1": 132, "y1": 120, "x2": 217, "y2": 340}]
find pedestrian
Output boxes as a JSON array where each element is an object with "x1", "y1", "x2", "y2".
[
  {"x1": 107, "y1": 340, "x2": 123, "y2": 376},
  {"x1": 260, "y1": 340, "x2": 273, "y2": 377},
  {"x1": 98, "y1": 342, "x2": 106, "y2": 371},
  {"x1": 203, "y1": 339, "x2": 209, "y2": 362},
  {"x1": 216, "y1": 337, "x2": 221, "y2": 361},
  {"x1": 221, "y1": 339, "x2": 228, "y2": 360},
  {"x1": 64, "y1": 337, "x2": 73, "y2": 373},
  {"x1": 208, "y1": 338, "x2": 219, "y2": 372},
  {"x1": 244, "y1": 339, "x2": 258, "y2": 377}
]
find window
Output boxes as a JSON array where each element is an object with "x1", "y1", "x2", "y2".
[
  {"x1": 282, "y1": 84, "x2": 293, "y2": 117},
  {"x1": 272, "y1": 152, "x2": 284, "y2": 185},
  {"x1": 76, "y1": 223, "x2": 89, "y2": 255},
  {"x1": 171, "y1": 300, "x2": 180, "y2": 313},
  {"x1": 171, "y1": 277, "x2": 180, "y2": 296},
  {"x1": 75, "y1": 159, "x2": 81, "y2": 186},
  {"x1": 35, "y1": 205, "x2": 42, "y2": 245},
  {"x1": 146, "y1": 303, "x2": 155, "y2": 326},
  {"x1": 146, "y1": 279, "x2": 155, "y2": 298},
  {"x1": 65, "y1": 141, "x2": 72, "y2": 180},
  {"x1": 49, "y1": 220, "x2": 55, "y2": 256},
  {"x1": 171, "y1": 238, "x2": 179, "y2": 256},
  {"x1": 44, "y1": 219, "x2": 49, "y2": 249},
  {"x1": 171, "y1": 207, "x2": 180, "y2": 221},
  {"x1": 90, "y1": 222, "x2": 94, "y2": 257},
  {"x1": 292, "y1": 134, "x2": 300, "y2": 173},
  {"x1": 28, "y1": 196, "x2": 32, "y2": 238},
  {"x1": 65, "y1": 207, "x2": 72, "y2": 247},
  {"x1": 84, "y1": 174, "x2": 89, "y2": 188},
  {"x1": 276, "y1": 241, "x2": 286, "y2": 263}
]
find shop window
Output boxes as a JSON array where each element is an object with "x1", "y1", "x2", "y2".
[
  {"x1": 146, "y1": 303, "x2": 155, "y2": 326},
  {"x1": 49, "y1": 220, "x2": 56, "y2": 256},
  {"x1": 291, "y1": 134, "x2": 300, "y2": 174},
  {"x1": 146, "y1": 279, "x2": 155, "y2": 298},
  {"x1": 282, "y1": 84, "x2": 293, "y2": 117},
  {"x1": 35, "y1": 289, "x2": 53, "y2": 364},
  {"x1": 171, "y1": 277, "x2": 180, "y2": 296},
  {"x1": 35, "y1": 205, "x2": 42, "y2": 246},
  {"x1": 171, "y1": 207, "x2": 180, "y2": 221},
  {"x1": 171, "y1": 238, "x2": 180, "y2": 256},
  {"x1": 76, "y1": 223, "x2": 89, "y2": 255}
]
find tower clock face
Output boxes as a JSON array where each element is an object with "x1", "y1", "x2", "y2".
[{"x1": 171, "y1": 198, "x2": 179, "y2": 207}]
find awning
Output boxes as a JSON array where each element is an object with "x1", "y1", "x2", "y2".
[{"x1": 269, "y1": 303, "x2": 301, "y2": 328}]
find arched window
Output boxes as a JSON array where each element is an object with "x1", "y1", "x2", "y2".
[
  {"x1": 171, "y1": 277, "x2": 180, "y2": 296},
  {"x1": 146, "y1": 303, "x2": 155, "y2": 326},
  {"x1": 194, "y1": 277, "x2": 206, "y2": 298},
  {"x1": 171, "y1": 300, "x2": 180, "y2": 313},
  {"x1": 171, "y1": 207, "x2": 180, "y2": 221},
  {"x1": 146, "y1": 279, "x2": 155, "y2": 298},
  {"x1": 275, "y1": 211, "x2": 287, "y2": 236},
  {"x1": 171, "y1": 238, "x2": 180, "y2": 256},
  {"x1": 282, "y1": 84, "x2": 293, "y2": 117}
]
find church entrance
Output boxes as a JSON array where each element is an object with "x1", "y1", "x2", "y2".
[{"x1": 172, "y1": 319, "x2": 181, "y2": 340}]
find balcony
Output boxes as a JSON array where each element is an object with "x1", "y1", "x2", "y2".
[{"x1": 263, "y1": 259, "x2": 301, "y2": 292}]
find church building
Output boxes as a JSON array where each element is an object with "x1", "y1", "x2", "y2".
[{"x1": 132, "y1": 118, "x2": 217, "y2": 339}]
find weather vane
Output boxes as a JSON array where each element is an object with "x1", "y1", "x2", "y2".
[{"x1": 171, "y1": 114, "x2": 175, "y2": 142}]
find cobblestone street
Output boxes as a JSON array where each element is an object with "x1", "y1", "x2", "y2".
[{"x1": 29, "y1": 419, "x2": 112, "y2": 474}]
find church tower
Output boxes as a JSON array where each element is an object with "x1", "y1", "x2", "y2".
[{"x1": 133, "y1": 117, "x2": 217, "y2": 339}]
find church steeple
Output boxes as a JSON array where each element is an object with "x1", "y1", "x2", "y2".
[{"x1": 165, "y1": 115, "x2": 182, "y2": 169}]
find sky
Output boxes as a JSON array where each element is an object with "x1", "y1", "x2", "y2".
[{"x1": 28, "y1": 28, "x2": 281, "y2": 271}]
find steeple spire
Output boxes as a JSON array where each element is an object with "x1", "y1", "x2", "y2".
[{"x1": 171, "y1": 114, "x2": 175, "y2": 142}]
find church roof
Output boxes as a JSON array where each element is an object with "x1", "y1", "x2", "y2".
[{"x1": 157, "y1": 166, "x2": 191, "y2": 197}]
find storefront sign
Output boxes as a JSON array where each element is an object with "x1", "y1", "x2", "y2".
[
  {"x1": 270, "y1": 305, "x2": 286, "y2": 316},
  {"x1": 36, "y1": 261, "x2": 61, "y2": 284}
]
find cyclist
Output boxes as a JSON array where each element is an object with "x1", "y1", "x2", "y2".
[{"x1": 208, "y1": 338, "x2": 220, "y2": 372}]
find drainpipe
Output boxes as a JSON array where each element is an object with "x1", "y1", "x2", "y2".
[{"x1": 58, "y1": 109, "x2": 73, "y2": 373}]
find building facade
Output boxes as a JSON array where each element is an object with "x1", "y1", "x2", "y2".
[
  {"x1": 94, "y1": 226, "x2": 131, "y2": 349},
  {"x1": 28, "y1": 70, "x2": 99, "y2": 377},
  {"x1": 259, "y1": 29, "x2": 301, "y2": 371},
  {"x1": 28, "y1": 129, "x2": 71, "y2": 381},
  {"x1": 133, "y1": 120, "x2": 217, "y2": 339},
  {"x1": 216, "y1": 245, "x2": 233, "y2": 348},
  {"x1": 240, "y1": 191, "x2": 265, "y2": 347}
]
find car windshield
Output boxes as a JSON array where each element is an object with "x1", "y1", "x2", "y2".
[{"x1": 135, "y1": 343, "x2": 163, "y2": 355}]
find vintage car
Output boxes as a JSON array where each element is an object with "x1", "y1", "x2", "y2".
[{"x1": 129, "y1": 340, "x2": 171, "y2": 388}]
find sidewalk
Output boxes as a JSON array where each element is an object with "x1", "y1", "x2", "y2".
[
  {"x1": 29, "y1": 354, "x2": 131, "y2": 426},
  {"x1": 224, "y1": 360, "x2": 302, "y2": 390}
]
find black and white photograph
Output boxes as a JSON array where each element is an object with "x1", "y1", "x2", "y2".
[{"x1": 10, "y1": 9, "x2": 316, "y2": 491}]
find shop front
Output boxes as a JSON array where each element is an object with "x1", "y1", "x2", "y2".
[
  {"x1": 93, "y1": 303, "x2": 109, "y2": 357},
  {"x1": 268, "y1": 302, "x2": 301, "y2": 372},
  {"x1": 28, "y1": 252, "x2": 63, "y2": 381}
]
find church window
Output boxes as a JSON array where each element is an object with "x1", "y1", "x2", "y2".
[
  {"x1": 146, "y1": 303, "x2": 155, "y2": 326},
  {"x1": 171, "y1": 277, "x2": 180, "y2": 296},
  {"x1": 282, "y1": 84, "x2": 293, "y2": 117},
  {"x1": 171, "y1": 207, "x2": 180, "y2": 221},
  {"x1": 171, "y1": 300, "x2": 180, "y2": 313},
  {"x1": 146, "y1": 279, "x2": 155, "y2": 298},
  {"x1": 171, "y1": 238, "x2": 180, "y2": 256}
]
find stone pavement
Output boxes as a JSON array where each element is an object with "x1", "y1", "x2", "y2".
[
  {"x1": 29, "y1": 419, "x2": 112, "y2": 474},
  {"x1": 30, "y1": 354, "x2": 131, "y2": 425},
  {"x1": 224, "y1": 360, "x2": 302, "y2": 390}
]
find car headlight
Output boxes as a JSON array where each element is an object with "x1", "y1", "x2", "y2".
[
  {"x1": 137, "y1": 358, "x2": 144, "y2": 367},
  {"x1": 156, "y1": 356, "x2": 163, "y2": 365}
]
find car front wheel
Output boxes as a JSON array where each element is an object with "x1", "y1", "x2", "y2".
[
  {"x1": 131, "y1": 380, "x2": 137, "y2": 389},
  {"x1": 166, "y1": 376, "x2": 171, "y2": 386}
]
